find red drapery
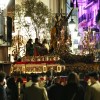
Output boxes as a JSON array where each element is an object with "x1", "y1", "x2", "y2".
[{"x1": 14, "y1": 61, "x2": 55, "y2": 64}]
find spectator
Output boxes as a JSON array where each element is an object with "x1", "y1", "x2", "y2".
[
  {"x1": 84, "y1": 71, "x2": 100, "y2": 100},
  {"x1": 6, "y1": 77, "x2": 18, "y2": 100},
  {"x1": 63, "y1": 72, "x2": 85, "y2": 100},
  {"x1": 23, "y1": 74, "x2": 48, "y2": 100},
  {"x1": 42, "y1": 39, "x2": 49, "y2": 53},
  {"x1": 47, "y1": 77, "x2": 64, "y2": 100},
  {"x1": 0, "y1": 71, "x2": 7, "y2": 100},
  {"x1": 25, "y1": 76, "x2": 33, "y2": 88},
  {"x1": 26, "y1": 39, "x2": 34, "y2": 56}
]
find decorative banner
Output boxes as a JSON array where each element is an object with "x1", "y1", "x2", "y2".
[
  {"x1": 12, "y1": 63, "x2": 66, "y2": 73},
  {"x1": 43, "y1": 66, "x2": 47, "y2": 73},
  {"x1": 22, "y1": 66, "x2": 25, "y2": 73},
  {"x1": 57, "y1": 65, "x2": 61, "y2": 72},
  {"x1": 13, "y1": 64, "x2": 25, "y2": 72},
  {"x1": 62, "y1": 65, "x2": 66, "y2": 71},
  {"x1": 14, "y1": 64, "x2": 25, "y2": 68},
  {"x1": 25, "y1": 64, "x2": 34, "y2": 73},
  {"x1": 10, "y1": 66, "x2": 13, "y2": 73},
  {"x1": 25, "y1": 64, "x2": 46, "y2": 73},
  {"x1": 12, "y1": 63, "x2": 100, "y2": 74},
  {"x1": 35, "y1": 67, "x2": 43, "y2": 73}
]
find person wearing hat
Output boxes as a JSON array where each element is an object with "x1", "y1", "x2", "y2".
[
  {"x1": 23, "y1": 74, "x2": 48, "y2": 100},
  {"x1": 84, "y1": 72, "x2": 100, "y2": 100}
]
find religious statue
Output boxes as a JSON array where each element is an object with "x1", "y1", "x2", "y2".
[
  {"x1": 50, "y1": 8, "x2": 74, "y2": 54},
  {"x1": 26, "y1": 39, "x2": 34, "y2": 56}
]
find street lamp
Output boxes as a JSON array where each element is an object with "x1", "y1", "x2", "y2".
[
  {"x1": 25, "y1": 16, "x2": 31, "y2": 25},
  {"x1": 0, "y1": 0, "x2": 10, "y2": 13},
  {"x1": 68, "y1": 18, "x2": 76, "y2": 31}
]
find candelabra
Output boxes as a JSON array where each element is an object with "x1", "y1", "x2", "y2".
[
  {"x1": 82, "y1": 27, "x2": 96, "y2": 54},
  {"x1": 12, "y1": 29, "x2": 26, "y2": 61}
]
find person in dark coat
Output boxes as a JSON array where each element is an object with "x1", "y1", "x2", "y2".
[
  {"x1": 26, "y1": 39, "x2": 34, "y2": 56},
  {"x1": 0, "y1": 71, "x2": 7, "y2": 100},
  {"x1": 23, "y1": 74, "x2": 48, "y2": 100},
  {"x1": 63, "y1": 72, "x2": 85, "y2": 100},
  {"x1": 6, "y1": 77, "x2": 18, "y2": 100},
  {"x1": 47, "y1": 76, "x2": 64, "y2": 100}
]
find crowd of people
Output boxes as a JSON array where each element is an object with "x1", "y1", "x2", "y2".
[
  {"x1": 26, "y1": 38, "x2": 49, "y2": 57},
  {"x1": 0, "y1": 70, "x2": 100, "y2": 100}
]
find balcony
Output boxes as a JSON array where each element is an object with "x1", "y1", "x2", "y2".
[
  {"x1": 87, "y1": 0, "x2": 98, "y2": 4},
  {"x1": 84, "y1": 0, "x2": 98, "y2": 9}
]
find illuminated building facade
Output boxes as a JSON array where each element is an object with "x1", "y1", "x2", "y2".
[{"x1": 78, "y1": 0, "x2": 100, "y2": 58}]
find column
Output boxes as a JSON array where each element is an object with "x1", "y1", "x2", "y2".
[
  {"x1": 59, "y1": 0, "x2": 66, "y2": 13},
  {"x1": 0, "y1": 47, "x2": 8, "y2": 61},
  {"x1": 49, "y1": 0, "x2": 59, "y2": 13},
  {"x1": 0, "y1": 14, "x2": 4, "y2": 37}
]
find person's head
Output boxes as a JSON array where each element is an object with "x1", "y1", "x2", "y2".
[
  {"x1": 7, "y1": 77, "x2": 16, "y2": 89},
  {"x1": 26, "y1": 76, "x2": 32, "y2": 82},
  {"x1": 35, "y1": 38, "x2": 39, "y2": 43},
  {"x1": 31, "y1": 74, "x2": 39, "y2": 83},
  {"x1": 88, "y1": 72, "x2": 99, "y2": 84},
  {"x1": 53, "y1": 77, "x2": 61, "y2": 84},
  {"x1": 0, "y1": 71, "x2": 6, "y2": 85},
  {"x1": 67, "y1": 72, "x2": 79, "y2": 85},
  {"x1": 42, "y1": 39, "x2": 47, "y2": 44},
  {"x1": 28, "y1": 39, "x2": 32, "y2": 43},
  {"x1": 16, "y1": 77, "x2": 23, "y2": 83}
]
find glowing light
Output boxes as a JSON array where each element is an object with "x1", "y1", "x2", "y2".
[
  {"x1": 0, "y1": 0, "x2": 10, "y2": 11},
  {"x1": 69, "y1": 19, "x2": 76, "y2": 31}
]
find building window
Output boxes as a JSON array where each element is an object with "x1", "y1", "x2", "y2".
[
  {"x1": 78, "y1": 14, "x2": 86, "y2": 23},
  {"x1": 87, "y1": 0, "x2": 98, "y2": 4}
]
